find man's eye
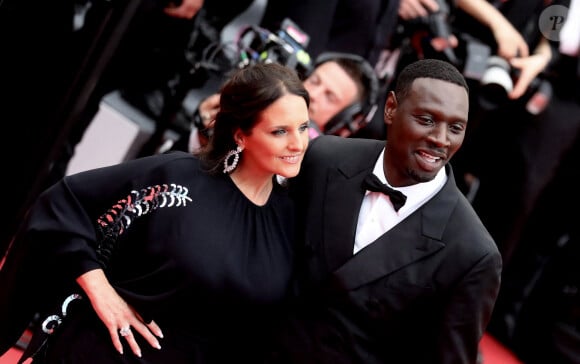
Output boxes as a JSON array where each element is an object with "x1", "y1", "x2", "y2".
[
  {"x1": 450, "y1": 123, "x2": 466, "y2": 134},
  {"x1": 417, "y1": 116, "x2": 434, "y2": 125}
]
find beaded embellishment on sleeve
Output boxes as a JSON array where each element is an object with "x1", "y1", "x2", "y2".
[
  {"x1": 95, "y1": 183, "x2": 192, "y2": 266},
  {"x1": 31, "y1": 184, "x2": 192, "y2": 346}
]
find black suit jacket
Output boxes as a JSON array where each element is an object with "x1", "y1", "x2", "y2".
[{"x1": 275, "y1": 136, "x2": 502, "y2": 364}]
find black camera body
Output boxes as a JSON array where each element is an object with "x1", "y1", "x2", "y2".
[
  {"x1": 234, "y1": 18, "x2": 313, "y2": 79},
  {"x1": 461, "y1": 36, "x2": 552, "y2": 114},
  {"x1": 392, "y1": 0, "x2": 553, "y2": 115}
]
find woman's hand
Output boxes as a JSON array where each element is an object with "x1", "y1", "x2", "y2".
[{"x1": 77, "y1": 269, "x2": 164, "y2": 357}]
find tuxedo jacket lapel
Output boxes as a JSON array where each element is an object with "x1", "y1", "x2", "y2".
[
  {"x1": 328, "y1": 214, "x2": 445, "y2": 292},
  {"x1": 327, "y1": 165, "x2": 459, "y2": 292},
  {"x1": 322, "y1": 167, "x2": 370, "y2": 271}
]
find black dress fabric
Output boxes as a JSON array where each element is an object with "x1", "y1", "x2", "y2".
[{"x1": 6, "y1": 151, "x2": 296, "y2": 363}]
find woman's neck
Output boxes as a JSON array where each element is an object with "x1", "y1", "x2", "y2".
[{"x1": 229, "y1": 168, "x2": 273, "y2": 206}]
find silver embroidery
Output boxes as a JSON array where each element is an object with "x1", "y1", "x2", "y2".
[{"x1": 96, "y1": 183, "x2": 192, "y2": 266}]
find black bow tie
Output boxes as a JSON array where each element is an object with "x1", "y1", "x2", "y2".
[{"x1": 362, "y1": 173, "x2": 407, "y2": 212}]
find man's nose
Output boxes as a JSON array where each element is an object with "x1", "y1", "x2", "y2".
[{"x1": 429, "y1": 124, "x2": 451, "y2": 147}]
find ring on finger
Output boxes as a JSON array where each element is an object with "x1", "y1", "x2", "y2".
[{"x1": 119, "y1": 326, "x2": 131, "y2": 337}]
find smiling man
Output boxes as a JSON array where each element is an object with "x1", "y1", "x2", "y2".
[{"x1": 268, "y1": 58, "x2": 502, "y2": 364}]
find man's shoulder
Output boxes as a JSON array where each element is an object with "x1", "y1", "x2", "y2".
[
  {"x1": 444, "y1": 191, "x2": 500, "y2": 257},
  {"x1": 302, "y1": 136, "x2": 385, "y2": 175},
  {"x1": 309, "y1": 135, "x2": 384, "y2": 158}
]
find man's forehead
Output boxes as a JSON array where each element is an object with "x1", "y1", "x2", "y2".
[{"x1": 315, "y1": 62, "x2": 358, "y2": 100}]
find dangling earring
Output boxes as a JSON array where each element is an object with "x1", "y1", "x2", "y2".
[{"x1": 223, "y1": 145, "x2": 242, "y2": 174}]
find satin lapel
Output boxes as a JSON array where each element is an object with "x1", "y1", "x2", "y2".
[
  {"x1": 328, "y1": 214, "x2": 444, "y2": 291},
  {"x1": 328, "y1": 165, "x2": 459, "y2": 291},
  {"x1": 323, "y1": 167, "x2": 369, "y2": 272}
]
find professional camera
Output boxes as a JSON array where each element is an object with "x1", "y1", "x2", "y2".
[
  {"x1": 391, "y1": 0, "x2": 459, "y2": 65},
  {"x1": 127, "y1": 16, "x2": 313, "y2": 156},
  {"x1": 460, "y1": 36, "x2": 553, "y2": 114},
  {"x1": 228, "y1": 18, "x2": 313, "y2": 78},
  {"x1": 391, "y1": 1, "x2": 553, "y2": 115}
]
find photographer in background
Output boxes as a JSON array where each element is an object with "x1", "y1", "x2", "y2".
[
  {"x1": 44, "y1": 0, "x2": 259, "y2": 187},
  {"x1": 0, "y1": 0, "x2": 219, "y2": 262},
  {"x1": 394, "y1": 0, "x2": 567, "y2": 259},
  {"x1": 174, "y1": 52, "x2": 380, "y2": 152},
  {"x1": 259, "y1": 0, "x2": 399, "y2": 66},
  {"x1": 465, "y1": 1, "x2": 580, "y2": 356},
  {"x1": 449, "y1": 0, "x2": 571, "y2": 265}
]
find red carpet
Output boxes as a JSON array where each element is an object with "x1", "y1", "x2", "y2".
[
  {"x1": 479, "y1": 333, "x2": 523, "y2": 363},
  {"x1": 0, "y1": 348, "x2": 25, "y2": 364},
  {"x1": 0, "y1": 332, "x2": 522, "y2": 364}
]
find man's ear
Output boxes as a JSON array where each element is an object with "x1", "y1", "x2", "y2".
[{"x1": 384, "y1": 91, "x2": 397, "y2": 125}]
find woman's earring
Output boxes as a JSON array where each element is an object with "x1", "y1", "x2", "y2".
[{"x1": 223, "y1": 145, "x2": 242, "y2": 174}]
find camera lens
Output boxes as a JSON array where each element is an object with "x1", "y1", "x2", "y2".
[{"x1": 479, "y1": 56, "x2": 513, "y2": 110}]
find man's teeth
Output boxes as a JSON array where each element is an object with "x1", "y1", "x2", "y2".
[{"x1": 419, "y1": 151, "x2": 440, "y2": 163}]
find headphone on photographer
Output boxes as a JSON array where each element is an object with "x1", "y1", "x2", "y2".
[{"x1": 312, "y1": 52, "x2": 380, "y2": 137}]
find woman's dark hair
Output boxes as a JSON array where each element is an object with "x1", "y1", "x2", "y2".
[
  {"x1": 196, "y1": 62, "x2": 309, "y2": 174},
  {"x1": 395, "y1": 59, "x2": 469, "y2": 102}
]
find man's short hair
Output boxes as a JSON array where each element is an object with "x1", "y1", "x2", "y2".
[{"x1": 395, "y1": 59, "x2": 469, "y2": 101}]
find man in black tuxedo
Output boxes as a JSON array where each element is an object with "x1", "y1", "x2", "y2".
[{"x1": 270, "y1": 59, "x2": 502, "y2": 364}]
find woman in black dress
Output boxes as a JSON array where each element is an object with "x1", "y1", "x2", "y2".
[{"x1": 0, "y1": 62, "x2": 310, "y2": 363}]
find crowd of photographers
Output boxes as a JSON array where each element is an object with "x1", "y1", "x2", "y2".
[{"x1": 1, "y1": 0, "x2": 579, "y2": 362}]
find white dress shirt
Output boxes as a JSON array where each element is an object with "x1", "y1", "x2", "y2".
[{"x1": 354, "y1": 148, "x2": 447, "y2": 254}]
